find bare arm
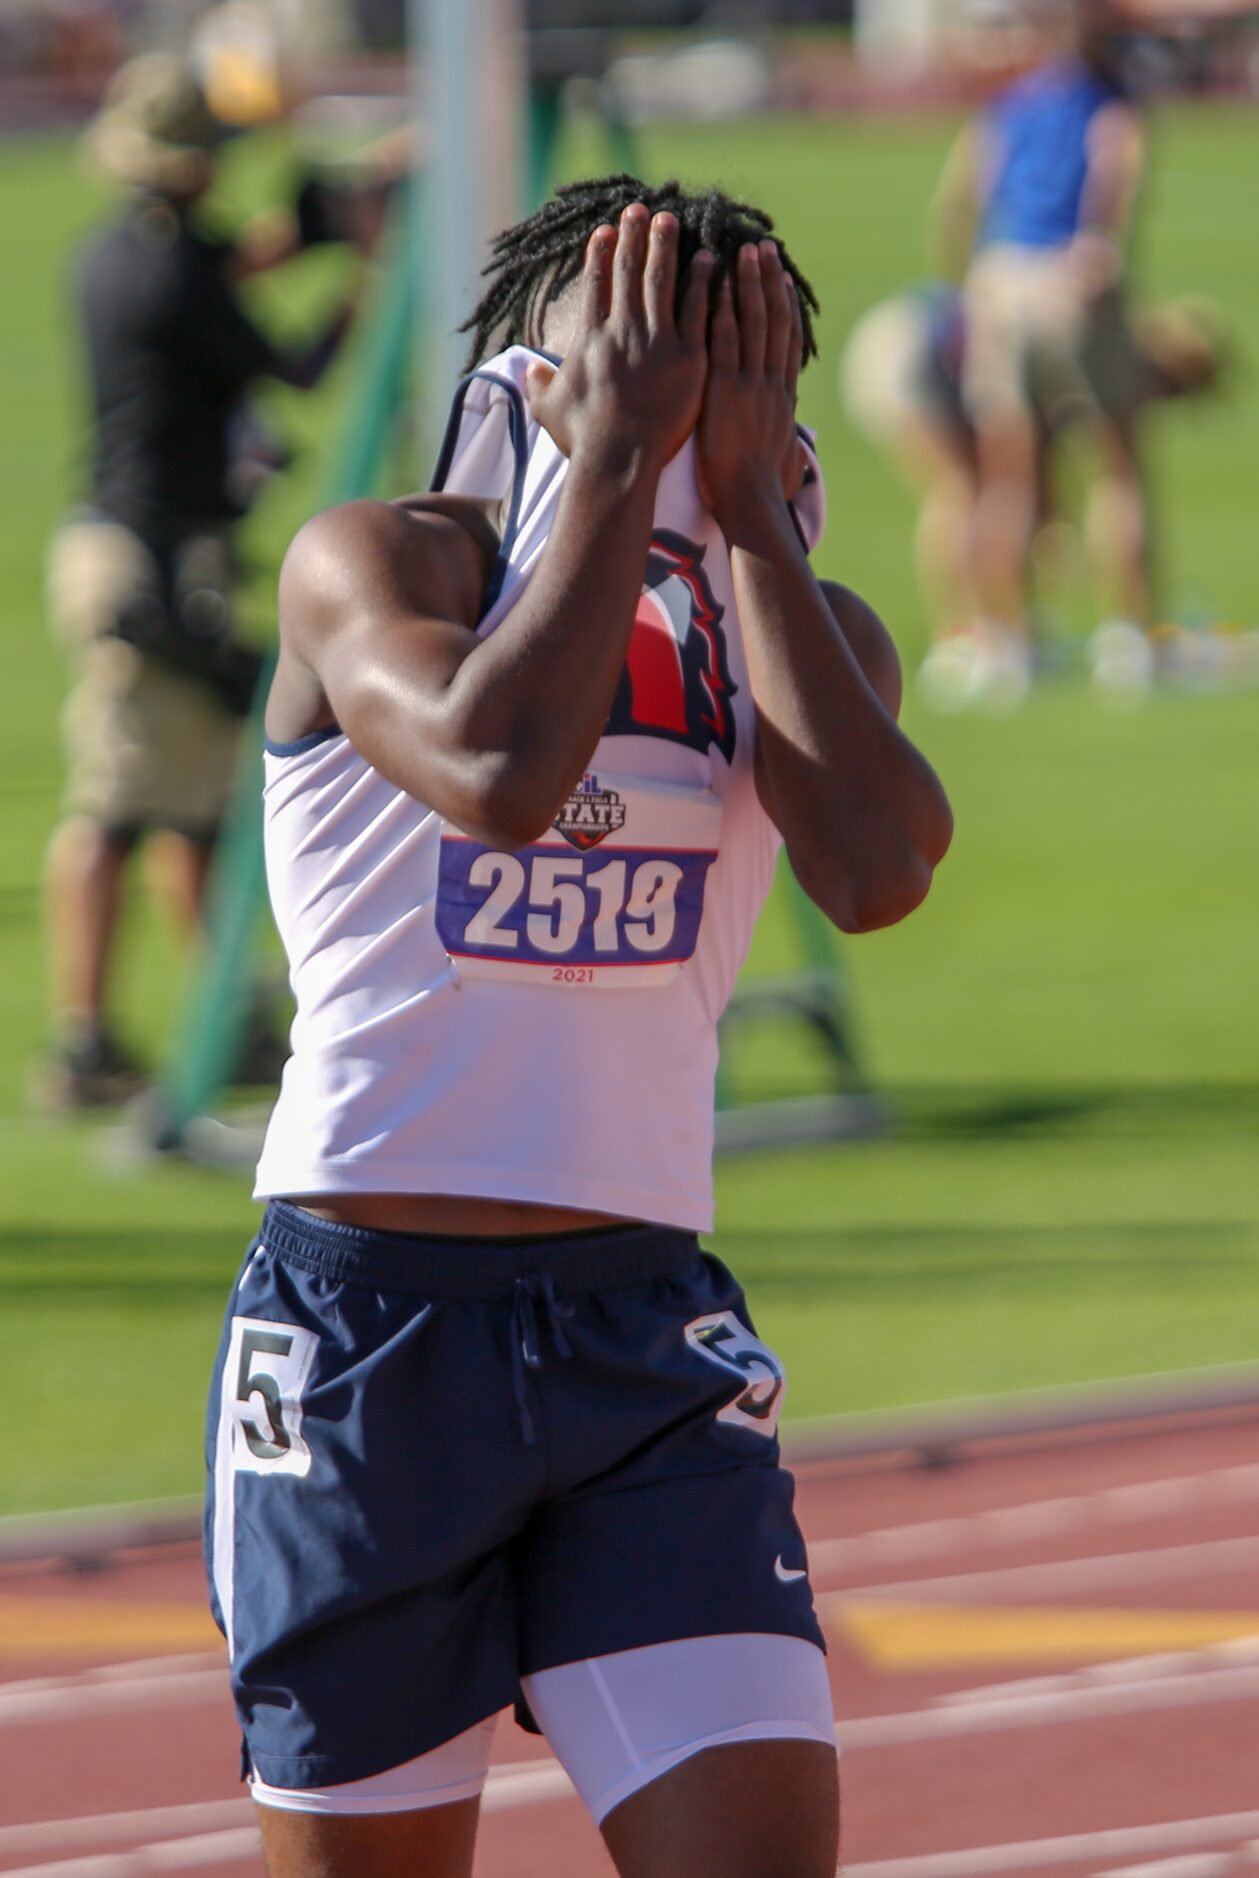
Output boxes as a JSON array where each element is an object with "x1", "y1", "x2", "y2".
[
  {"x1": 275, "y1": 208, "x2": 713, "y2": 850},
  {"x1": 738, "y1": 517, "x2": 951, "y2": 932},
  {"x1": 1072, "y1": 100, "x2": 1145, "y2": 296},
  {"x1": 1082, "y1": 101, "x2": 1144, "y2": 235},
  {"x1": 927, "y1": 120, "x2": 982, "y2": 282},
  {"x1": 816, "y1": 580, "x2": 902, "y2": 718},
  {"x1": 699, "y1": 244, "x2": 953, "y2": 934}
]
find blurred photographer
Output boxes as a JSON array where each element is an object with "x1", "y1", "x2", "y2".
[{"x1": 41, "y1": 53, "x2": 383, "y2": 1109}]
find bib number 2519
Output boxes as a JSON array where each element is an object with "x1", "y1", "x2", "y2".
[{"x1": 437, "y1": 839, "x2": 716, "y2": 986}]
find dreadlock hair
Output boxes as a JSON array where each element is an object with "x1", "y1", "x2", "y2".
[{"x1": 460, "y1": 173, "x2": 820, "y2": 373}]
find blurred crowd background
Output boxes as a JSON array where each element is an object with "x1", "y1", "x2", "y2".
[{"x1": 4, "y1": 0, "x2": 1259, "y2": 94}]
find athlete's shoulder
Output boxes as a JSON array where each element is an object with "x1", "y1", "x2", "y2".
[{"x1": 279, "y1": 495, "x2": 497, "y2": 654}]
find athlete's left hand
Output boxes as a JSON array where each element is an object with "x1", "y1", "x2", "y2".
[{"x1": 697, "y1": 241, "x2": 807, "y2": 532}]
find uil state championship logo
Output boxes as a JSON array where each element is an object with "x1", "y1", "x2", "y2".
[
  {"x1": 604, "y1": 530, "x2": 737, "y2": 761},
  {"x1": 552, "y1": 775, "x2": 627, "y2": 851}
]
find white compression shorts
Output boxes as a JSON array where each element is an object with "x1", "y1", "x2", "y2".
[{"x1": 250, "y1": 1632, "x2": 836, "y2": 1828}]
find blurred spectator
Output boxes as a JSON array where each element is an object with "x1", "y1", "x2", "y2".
[
  {"x1": 39, "y1": 52, "x2": 377, "y2": 1110},
  {"x1": 840, "y1": 280, "x2": 1225, "y2": 707},
  {"x1": 841, "y1": 284, "x2": 979, "y2": 662},
  {"x1": 928, "y1": 0, "x2": 1147, "y2": 705}
]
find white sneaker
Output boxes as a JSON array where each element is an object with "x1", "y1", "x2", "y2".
[
  {"x1": 977, "y1": 625, "x2": 1034, "y2": 714},
  {"x1": 917, "y1": 631, "x2": 990, "y2": 713},
  {"x1": 1088, "y1": 621, "x2": 1153, "y2": 705},
  {"x1": 918, "y1": 625, "x2": 1033, "y2": 713}
]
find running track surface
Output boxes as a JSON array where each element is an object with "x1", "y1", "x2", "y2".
[{"x1": 3, "y1": 1413, "x2": 1257, "y2": 1877}]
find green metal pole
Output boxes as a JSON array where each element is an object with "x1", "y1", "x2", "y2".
[{"x1": 527, "y1": 81, "x2": 564, "y2": 210}]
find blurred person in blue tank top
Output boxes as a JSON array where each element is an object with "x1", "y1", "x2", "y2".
[{"x1": 926, "y1": 0, "x2": 1149, "y2": 705}]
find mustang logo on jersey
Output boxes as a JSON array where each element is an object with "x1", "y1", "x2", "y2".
[
  {"x1": 552, "y1": 774, "x2": 627, "y2": 851},
  {"x1": 605, "y1": 530, "x2": 737, "y2": 762}
]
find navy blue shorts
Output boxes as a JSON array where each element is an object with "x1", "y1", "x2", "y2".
[{"x1": 204, "y1": 1202, "x2": 824, "y2": 1791}]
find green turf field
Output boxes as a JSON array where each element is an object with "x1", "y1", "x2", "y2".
[{"x1": 1, "y1": 108, "x2": 1256, "y2": 1516}]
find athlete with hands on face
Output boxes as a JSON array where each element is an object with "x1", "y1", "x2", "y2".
[
  {"x1": 270, "y1": 202, "x2": 947, "y2": 924},
  {"x1": 207, "y1": 183, "x2": 951, "y2": 1878}
]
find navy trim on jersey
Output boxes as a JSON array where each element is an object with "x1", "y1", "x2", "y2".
[
  {"x1": 264, "y1": 724, "x2": 343, "y2": 758},
  {"x1": 787, "y1": 422, "x2": 818, "y2": 556},
  {"x1": 430, "y1": 366, "x2": 531, "y2": 621}
]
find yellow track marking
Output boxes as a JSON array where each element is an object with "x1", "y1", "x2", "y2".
[
  {"x1": 835, "y1": 1600, "x2": 1259, "y2": 1669},
  {"x1": 0, "y1": 1595, "x2": 221, "y2": 1657}
]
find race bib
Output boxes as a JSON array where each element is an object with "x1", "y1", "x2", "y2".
[{"x1": 436, "y1": 773, "x2": 720, "y2": 988}]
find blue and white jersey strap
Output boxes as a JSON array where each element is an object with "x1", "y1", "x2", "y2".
[{"x1": 429, "y1": 355, "x2": 537, "y2": 618}]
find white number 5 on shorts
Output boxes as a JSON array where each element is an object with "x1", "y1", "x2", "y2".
[
  {"x1": 684, "y1": 1310, "x2": 786, "y2": 1438},
  {"x1": 222, "y1": 1315, "x2": 319, "y2": 1478}
]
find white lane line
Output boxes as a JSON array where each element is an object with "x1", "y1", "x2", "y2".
[
  {"x1": 0, "y1": 1829, "x2": 262, "y2": 1876},
  {"x1": 481, "y1": 1759, "x2": 579, "y2": 1811},
  {"x1": 4, "y1": 1638, "x2": 1255, "y2": 1759},
  {"x1": 4, "y1": 1761, "x2": 1257, "y2": 1872},
  {"x1": 0, "y1": 1654, "x2": 224, "y2": 1701},
  {"x1": 839, "y1": 1811, "x2": 1259, "y2": 1878},
  {"x1": 0, "y1": 1801, "x2": 252, "y2": 1860},
  {"x1": 0, "y1": 1664, "x2": 226, "y2": 1727},
  {"x1": 828, "y1": 1533, "x2": 1259, "y2": 1601},
  {"x1": 839, "y1": 1662, "x2": 1259, "y2": 1747},
  {"x1": 807, "y1": 1465, "x2": 1259, "y2": 1573},
  {"x1": 0, "y1": 1756, "x2": 573, "y2": 1865},
  {"x1": 937, "y1": 1635, "x2": 1259, "y2": 1706},
  {"x1": 0, "y1": 1761, "x2": 577, "y2": 1874},
  {"x1": 1095, "y1": 1857, "x2": 1235, "y2": 1877}
]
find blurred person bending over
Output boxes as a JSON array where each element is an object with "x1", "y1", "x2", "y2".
[
  {"x1": 929, "y1": 0, "x2": 1146, "y2": 704},
  {"x1": 41, "y1": 54, "x2": 372, "y2": 1108},
  {"x1": 840, "y1": 283, "x2": 979, "y2": 663},
  {"x1": 204, "y1": 180, "x2": 952, "y2": 1878},
  {"x1": 840, "y1": 281, "x2": 1224, "y2": 707}
]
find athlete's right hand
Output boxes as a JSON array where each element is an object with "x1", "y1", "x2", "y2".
[{"x1": 525, "y1": 206, "x2": 713, "y2": 477}]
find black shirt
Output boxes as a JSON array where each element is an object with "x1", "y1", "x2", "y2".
[{"x1": 78, "y1": 196, "x2": 282, "y2": 544}]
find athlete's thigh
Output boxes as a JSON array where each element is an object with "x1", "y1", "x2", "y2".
[
  {"x1": 601, "y1": 1737, "x2": 839, "y2": 1878},
  {"x1": 523, "y1": 1631, "x2": 837, "y2": 1865},
  {"x1": 257, "y1": 1795, "x2": 480, "y2": 1878}
]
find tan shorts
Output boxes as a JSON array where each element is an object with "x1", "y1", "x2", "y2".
[
  {"x1": 962, "y1": 245, "x2": 1140, "y2": 429},
  {"x1": 841, "y1": 296, "x2": 944, "y2": 446},
  {"x1": 47, "y1": 518, "x2": 242, "y2": 835}
]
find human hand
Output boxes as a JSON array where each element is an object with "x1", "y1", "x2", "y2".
[
  {"x1": 696, "y1": 240, "x2": 807, "y2": 531},
  {"x1": 524, "y1": 206, "x2": 713, "y2": 478},
  {"x1": 1067, "y1": 228, "x2": 1122, "y2": 303}
]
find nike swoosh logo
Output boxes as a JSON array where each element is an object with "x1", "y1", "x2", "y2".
[{"x1": 774, "y1": 1555, "x2": 807, "y2": 1584}]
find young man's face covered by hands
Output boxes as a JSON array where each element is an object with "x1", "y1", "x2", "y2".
[
  {"x1": 526, "y1": 206, "x2": 807, "y2": 518},
  {"x1": 697, "y1": 238, "x2": 809, "y2": 525}
]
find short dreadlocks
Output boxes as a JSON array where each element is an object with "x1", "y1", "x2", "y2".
[{"x1": 461, "y1": 173, "x2": 820, "y2": 373}]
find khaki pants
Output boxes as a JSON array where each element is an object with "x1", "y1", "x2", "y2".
[{"x1": 47, "y1": 518, "x2": 243, "y2": 835}]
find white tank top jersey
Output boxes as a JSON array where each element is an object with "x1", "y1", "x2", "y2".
[{"x1": 255, "y1": 346, "x2": 826, "y2": 1231}]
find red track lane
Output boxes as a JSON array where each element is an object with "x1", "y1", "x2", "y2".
[{"x1": 2, "y1": 1412, "x2": 1257, "y2": 1877}]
